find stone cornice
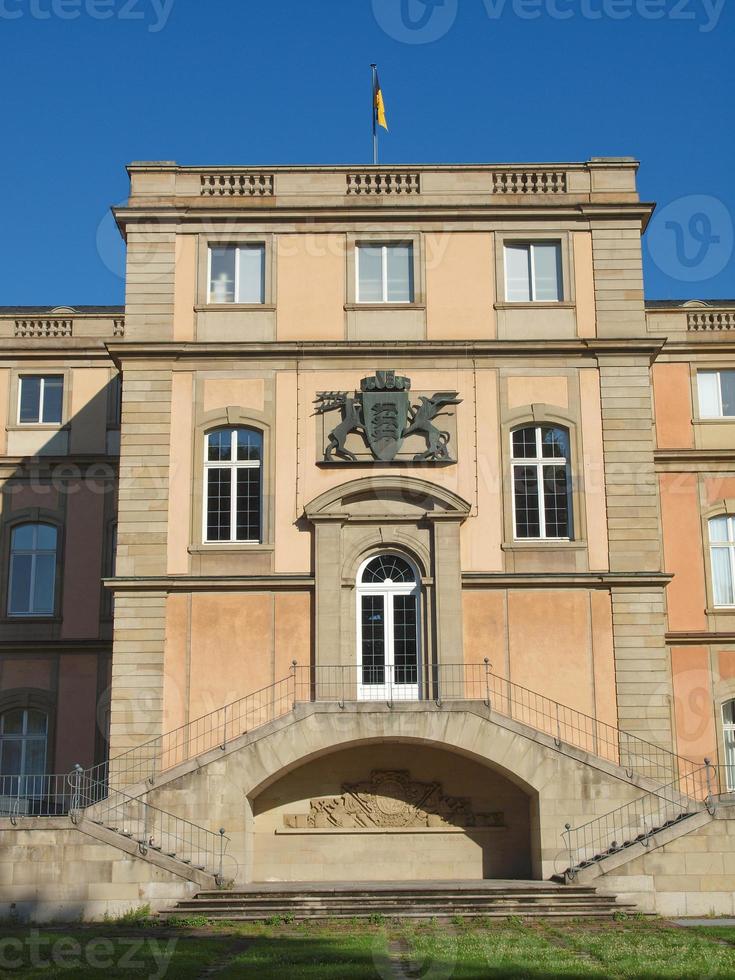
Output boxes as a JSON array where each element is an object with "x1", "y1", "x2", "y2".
[
  {"x1": 106, "y1": 338, "x2": 665, "y2": 365},
  {"x1": 461, "y1": 572, "x2": 673, "y2": 589},
  {"x1": 655, "y1": 450, "x2": 735, "y2": 471},
  {"x1": 105, "y1": 575, "x2": 316, "y2": 592},
  {"x1": 105, "y1": 572, "x2": 674, "y2": 592},
  {"x1": 666, "y1": 631, "x2": 735, "y2": 645}
]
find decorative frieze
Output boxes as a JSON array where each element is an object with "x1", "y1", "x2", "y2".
[
  {"x1": 492, "y1": 170, "x2": 567, "y2": 195},
  {"x1": 200, "y1": 173, "x2": 274, "y2": 197},
  {"x1": 283, "y1": 770, "x2": 504, "y2": 830},
  {"x1": 688, "y1": 310, "x2": 735, "y2": 331},
  {"x1": 346, "y1": 172, "x2": 421, "y2": 195},
  {"x1": 14, "y1": 318, "x2": 72, "y2": 338}
]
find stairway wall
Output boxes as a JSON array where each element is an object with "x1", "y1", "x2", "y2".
[{"x1": 593, "y1": 812, "x2": 735, "y2": 916}]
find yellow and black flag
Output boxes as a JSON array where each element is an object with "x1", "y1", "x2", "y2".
[{"x1": 374, "y1": 69, "x2": 388, "y2": 131}]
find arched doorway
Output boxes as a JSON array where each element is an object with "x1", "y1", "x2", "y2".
[{"x1": 356, "y1": 554, "x2": 421, "y2": 701}]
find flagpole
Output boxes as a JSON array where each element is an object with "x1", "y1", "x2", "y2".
[{"x1": 370, "y1": 63, "x2": 378, "y2": 165}]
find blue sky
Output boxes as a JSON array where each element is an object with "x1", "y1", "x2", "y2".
[{"x1": 0, "y1": 0, "x2": 732, "y2": 305}]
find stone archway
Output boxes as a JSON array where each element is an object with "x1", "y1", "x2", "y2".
[
  {"x1": 305, "y1": 476, "x2": 471, "y2": 674},
  {"x1": 250, "y1": 740, "x2": 533, "y2": 882}
]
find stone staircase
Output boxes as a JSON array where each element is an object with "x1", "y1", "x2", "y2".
[{"x1": 162, "y1": 880, "x2": 637, "y2": 921}]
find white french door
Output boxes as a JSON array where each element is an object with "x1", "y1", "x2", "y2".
[{"x1": 356, "y1": 555, "x2": 420, "y2": 701}]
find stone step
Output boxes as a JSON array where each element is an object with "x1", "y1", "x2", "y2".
[{"x1": 165, "y1": 907, "x2": 634, "y2": 921}]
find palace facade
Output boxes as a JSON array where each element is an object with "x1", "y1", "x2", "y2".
[{"x1": 2, "y1": 159, "x2": 735, "y2": 919}]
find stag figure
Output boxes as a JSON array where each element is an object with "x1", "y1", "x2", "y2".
[
  {"x1": 403, "y1": 391, "x2": 462, "y2": 462},
  {"x1": 314, "y1": 392, "x2": 365, "y2": 462}
]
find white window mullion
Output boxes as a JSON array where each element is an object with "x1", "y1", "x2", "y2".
[
  {"x1": 382, "y1": 246, "x2": 389, "y2": 303},
  {"x1": 229, "y1": 431, "x2": 238, "y2": 543},
  {"x1": 719, "y1": 373, "x2": 725, "y2": 417},
  {"x1": 529, "y1": 245, "x2": 537, "y2": 302},
  {"x1": 537, "y1": 460, "x2": 547, "y2": 539},
  {"x1": 38, "y1": 381, "x2": 45, "y2": 425}
]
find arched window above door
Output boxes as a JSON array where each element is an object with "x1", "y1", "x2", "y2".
[{"x1": 360, "y1": 554, "x2": 416, "y2": 585}]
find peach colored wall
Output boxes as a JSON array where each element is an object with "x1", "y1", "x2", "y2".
[
  {"x1": 469, "y1": 370, "x2": 503, "y2": 572},
  {"x1": 652, "y1": 364, "x2": 694, "y2": 450},
  {"x1": 274, "y1": 593, "x2": 312, "y2": 677},
  {"x1": 1, "y1": 658, "x2": 54, "y2": 690},
  {"x1": 274, "y1": 371, "x2": 310, "y2": 573},
  {"x1": 659, "y1": 473, "x2": 707, "y2": 632},
  {"x1": 572, "y1": 232, "x2": 597, "y2": 338},
  {"x1": 671, "y1": 647, "x2": 716, "y2": 763},
  {"x1": 163, "y1": 594, "x2": 189, "y2": 734},
  {"x1": 507, "y1": 590, "x2": 594, "y2": 716},
  {"x1": 704, "y1": 477, "x2": 735, "y2": 505},
  {"x1": 70, "y1": 368, "x2": 109, "y2": 455},
  {"x1": 173, "y1": 234, "x2": 196, "y2": 341},
  {"x1": 182, "y1": 593, "x2": 311, "y2": 723},
  {"x1": 507, "y1": 377, "x2": 568, "y2": 410},
  {"x1": 426, "y1": 233, "x2": 495, "y2": 340},
  {"x1": 719, "y1": 651, "x2": 735, "y2": 682},
  {"x1": 55, "y1": 654, "x2": 100, "y2": 771},
  {"x1": 203, "y1": 379, "x2": 265, "y2": 415},
  {"x1": 590, "y1": 591, "x2": 618, "y2": 729},
  {"x1": 61, "y1": 484, "x2": 105, "y2": 639},
  {"x1": 580, "y1": 370, "x2": 609, "y2": 572},
  {"x1": 167, "y1": 372, "x2": 194, "y2": 575},
  {"x1": 462, "y1": 592, "x2": 506, "y2": 672},
  {"x1": 188, "y1": 593, "x2": 274, "y2": 719},
  {"x1": 276, "y1": 234, "x2": 345, "y2": 341}
]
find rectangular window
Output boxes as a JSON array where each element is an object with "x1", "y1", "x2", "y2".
[
  {"x1": 504, "y1": 242, "x2": 562, "y2": 302},
  {"x1": 18, "y1": 376, "x2": 63, "y2": 425},
  {"x1": 208, "y1": 245, "x2": 265, "y2": 304},
  {"x1": 511, "y1": 426, "x2": 571, "y2": 540},
  {"x1": 204, "y1": 428, "x2": 263, "y2": 543},
  {"x1": 698, "y1": 370, "x2": 735, "y2": 418},
  {"x1": 710, "y1": 515, "x2": 735, "y2": 606},
  {"x1": 356, "y1": 243, "x2": 414, "y2": 303}
]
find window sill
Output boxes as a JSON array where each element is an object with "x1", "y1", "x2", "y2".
[
  {"x1": 494, "y1": 302, "x2": 574, "y2": 310},
  {"x1": 2, "y1": 616, "x2": 59, "y2": 624},
  {"x1": 502, "y1": 540, "x2": 586, "y2": 551},
  {"x1": 695, "y1": 418, "x2": 735, "y2": 425},
  {"x1": 195, "y1": 304, "x2": 275, "y2": 312},
  {"x1": 7, "y1": 424, "x2": 67, "y2": 432},
  {"x1": 188, "y1": 543, "x2": 274, "y2": 554},
  {"x1": 345, "y1": 303, "x2": 426, "y2": 312},
  {"x1": 707, "y1": 607, "x2": 735, "y2": 616}
]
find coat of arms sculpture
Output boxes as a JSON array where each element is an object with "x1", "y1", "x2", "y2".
[{"x1": 314, "y1": 370, "x2": 461, "y2": 463}]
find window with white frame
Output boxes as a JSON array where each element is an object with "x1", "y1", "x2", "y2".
[
  {"x1": 504, "y1": 242, "x2": 562, "y2": 302},
  {"x1": 511, "y1": 425, "x2": 572, "y2": 540},
  {"x1": 0, "y1": 708, "x2": 48, "y2": 779},
  {"x1": 698, "y1": 370, "x2": 735, "y2": 418},
  {"x1": 356, "y1": 243, "x2": 414, "y2": 303},
  {"x1": 18, "y1": 376, "x2": 63, "y2": 425},
  {"x1": 208, "y1": 245, "x2": 265, "y2": 304},
  {"x1": 709, "y1": 515, "x2": 735, "y2": 606},
  {"x1": 204, "y1": 427, "x2": 263, "y2": 543},
  {"x1": 8, "y1": 524, "x2": 58, "y2": 617},
  {"x1": 723, "y1": 700, "x2": 735, "y2": 791}
]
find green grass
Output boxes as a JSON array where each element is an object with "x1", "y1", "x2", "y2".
[{"x1": 1, "y1": 918, "x2": 735, "y2": 978}]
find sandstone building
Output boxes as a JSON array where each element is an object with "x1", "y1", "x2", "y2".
[{"x1": 1, "y1": 159, "x2": 735, "y2": 919}]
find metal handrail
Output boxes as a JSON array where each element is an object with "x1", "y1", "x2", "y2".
[
  {"x1": 0, "y1": 767, "x2": 229, "y2": 878},
  {"x1": 561, "y1": 765, "x2": 711, "y2": 879},
  {"x1": 78, "y1": 771, "x2": 229, "y2": 878},
  {"x1": 77, "y1": 661, "x2": 708, "y2": 800}
]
